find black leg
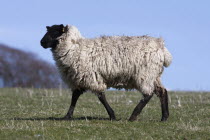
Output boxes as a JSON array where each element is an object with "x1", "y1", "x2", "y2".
[
  {"x1": 159, "y1": 88, "x2": 169, "y2": 121},
  {"x1": 129, "y1": 94, "x2": 153, "y2": 121},
  {"x1": 63, "y1": 89, "x2": 83, "y2": 119},
  {"x1": 98, "y1": 92, "x2": 116, "y2": 120}
]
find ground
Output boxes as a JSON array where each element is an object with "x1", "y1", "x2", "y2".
[{"x1": 0, "y1": 88, "x2": 209, "y2": 140}]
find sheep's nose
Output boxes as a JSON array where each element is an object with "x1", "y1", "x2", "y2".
[{"x1": 40, "y1": 40, "x2": 45, "y2": 45}]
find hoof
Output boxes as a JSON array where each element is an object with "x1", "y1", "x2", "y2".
[
  {"x1": 110, "y1": 117, "x2": 116, "y2": 121},
  {"x1": 161, "y1": 117, "x2": 168, "y2": 122},
  {"x1": 128, "y1": 116, "x2": 137, "y2": 122},
  {"x1": 61, "y1": 115, "x2": 73, "y2": 120}
]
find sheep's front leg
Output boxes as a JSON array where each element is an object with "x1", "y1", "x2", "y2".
[
  {"x1": 97, "y1": 92, "x2": 116, "y2": 120},
  {"x1": 159, "y1": 88, "x2": 169, "y2": 121},
  {"x1": 129, "y1": 94, "x2": 153, "y2": 121},
  {"x1": 63, "y1": 89, "x2": 83, "y2": 119}
]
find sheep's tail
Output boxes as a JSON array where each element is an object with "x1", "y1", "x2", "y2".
[{"x1": 163, "y1": 47, "x2": 172, "y2": 67}]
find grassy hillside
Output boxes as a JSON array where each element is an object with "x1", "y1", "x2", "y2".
[{"x1": 0, "y1": 88, "x2": 209, "y2": 140}]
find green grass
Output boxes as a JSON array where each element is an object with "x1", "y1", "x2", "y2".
[{"x1": 0, "y1": 88, "x2": 209, "y2": 140}]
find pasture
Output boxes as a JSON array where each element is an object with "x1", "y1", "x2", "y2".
[{"x1": 0, "y1": 88, "x2": 209, "y2": 139}]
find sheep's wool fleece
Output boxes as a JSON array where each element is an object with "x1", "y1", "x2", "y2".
[{"x1": 52, "y1": 25, "x2": 172, "y2": 95}]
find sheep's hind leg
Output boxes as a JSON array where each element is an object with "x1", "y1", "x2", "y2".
[
  {"x1": 97, "y1": 92, "x2": 116, "y2": 120},
  {"x1": 129, "y1": 94, "x2": 153, "y2": 121},
  {"x1": 158, "y1": 88, "x2": 169, "y2": 121},
  {"x1": 63, "y1": 89, "x2": 83, "y2": 120}
]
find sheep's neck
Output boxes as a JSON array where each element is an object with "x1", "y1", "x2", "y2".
[{"x1": 51, "y1": 41, "x2": 72, "y2": 64}]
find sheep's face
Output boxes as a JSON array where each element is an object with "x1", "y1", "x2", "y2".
[{"x1": 40, "y1": 24, "x2": 65, "y2": 49}]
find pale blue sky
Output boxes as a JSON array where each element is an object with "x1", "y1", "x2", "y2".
[{"x1": 0, "y1": 0, "x2": 210, "y2": 91}]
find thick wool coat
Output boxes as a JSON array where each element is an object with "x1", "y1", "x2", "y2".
[{"x1": 52, "y1": 25, "x2": 172, "y2": 95}]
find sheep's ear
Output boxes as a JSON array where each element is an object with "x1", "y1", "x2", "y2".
[
  {"x1": 62, "y1": 27, "x2": 65, "y2": 33},
  {"x1": 46, "y1": 26, "x2": 50, "y2": 30},
  {"x1": 64, "y1": 25, "x2": 70, "y2": 32},
  {"x1": 59, "y1": 24, "x2": 65, "y2": 33}
]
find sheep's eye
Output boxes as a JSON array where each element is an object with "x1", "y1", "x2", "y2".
[
  {"x1": 49, "y1": 31, "x2": 61, "y2": 38},
  {"x1": 54, "y1": 31, "x2": 60, "y2": 35}
]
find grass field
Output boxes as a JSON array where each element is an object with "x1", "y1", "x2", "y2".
[{"x1": 0, "y1": 88, "x2": 209, "y2": 140}]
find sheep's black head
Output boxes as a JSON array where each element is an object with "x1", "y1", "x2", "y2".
[{"x1": 40, "y1": 24, "x2": 65, "y2": 49}]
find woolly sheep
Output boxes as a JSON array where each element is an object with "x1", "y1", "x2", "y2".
[{"x1": 40, "y1": 24, "x2": 172, "y2": 121}]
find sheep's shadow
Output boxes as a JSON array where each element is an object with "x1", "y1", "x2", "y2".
[{"x1": 12, "y1": 116, "x2": 111, "y2": 121}]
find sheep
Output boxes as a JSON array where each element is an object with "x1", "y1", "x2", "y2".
[{"x1": 40, "y1": 24, "x2": 172, "y2": 121}]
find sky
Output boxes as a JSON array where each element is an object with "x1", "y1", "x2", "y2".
[{"x1": 0, "y1": 0, "x2": 210, "y2": 91}]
